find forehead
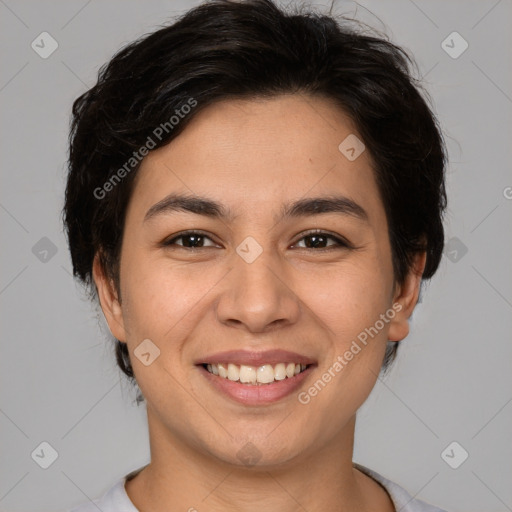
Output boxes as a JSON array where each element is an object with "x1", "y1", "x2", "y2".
[{"x1": 127, "y1": 94, "x2": 384, "y2": 224}]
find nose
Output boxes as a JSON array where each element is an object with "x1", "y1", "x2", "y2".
[{"x1": 215, "y1": 242, "x2": 301, "y2": 334}]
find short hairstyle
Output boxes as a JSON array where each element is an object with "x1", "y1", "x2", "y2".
[{"x1": 62, "y1": 0, "x2": 447, "y2": 397}]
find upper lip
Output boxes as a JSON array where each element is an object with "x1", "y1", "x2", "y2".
[{"x1": 195, "y1": 349, "x2": 317, "y2": 367}]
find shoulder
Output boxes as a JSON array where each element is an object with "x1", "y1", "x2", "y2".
[
  {"x1": 66, "y1": 470, "x2": 141, "y2": 512},
  {"x1": 354, "y1": 462, "x2": 449, "y2": 512}
]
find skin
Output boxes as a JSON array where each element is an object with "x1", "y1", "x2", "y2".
[{"x1": 93, "y1": 94, "x2": 426, "y2": 512}]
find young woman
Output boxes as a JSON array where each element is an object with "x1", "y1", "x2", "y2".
[{"x1": 62, "y1": 0, "x2": 448, "y2": 510}]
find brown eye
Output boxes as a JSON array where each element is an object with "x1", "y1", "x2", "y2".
[
  {"x1": 293, "y1": 230, "x2": 350, "y2": 250},
  {"x1": 164, "y1": 231, "x2": 217, "y2": 249}
]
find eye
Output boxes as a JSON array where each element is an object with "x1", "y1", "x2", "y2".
[
  {"x1": 293, "y1": 230, "x2": 350, "y2": 250},
  {"x1": 162, "y1": 229, "x2": 351, "y2": 251},
  {"x1": 163, "y1": 230, "x2": 218, "y2": 249}
]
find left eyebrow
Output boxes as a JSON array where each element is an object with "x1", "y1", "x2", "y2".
[
  {"x1": 279, "y1": 195, "x2": 368, "y2": 223},
  {"x1": 143, "y1": 193, "x2": 368, "y2": 224}
]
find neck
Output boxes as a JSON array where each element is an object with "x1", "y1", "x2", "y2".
[{"x1": 125, "y1": 409, "x2": 393, "y2": 512}]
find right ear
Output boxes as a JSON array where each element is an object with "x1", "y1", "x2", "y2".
[{"x1": 92, "y1": 252, "x2": 127, "y2": 342}]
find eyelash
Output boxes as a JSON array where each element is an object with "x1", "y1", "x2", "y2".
[{"x1": 162, "y1": 229, "x2": 352, "y2": 251}]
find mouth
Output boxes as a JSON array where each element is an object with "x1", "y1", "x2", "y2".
[
  {"x1": 201, "y1": 362, "x2": 310, "y2": 385},
  {"x1": 195, "y1": 350, "x2": 317, "y2": 405}
]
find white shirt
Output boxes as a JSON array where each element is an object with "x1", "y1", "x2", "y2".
[{"x1": 67, "y1": 463, "x2": 448, "y2": 512}]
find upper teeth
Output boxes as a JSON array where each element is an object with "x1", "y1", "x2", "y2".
[{"x1": 206, "y1": 363, "x2": 307, "y2": 384}]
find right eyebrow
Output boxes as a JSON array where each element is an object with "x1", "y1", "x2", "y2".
[{"x1": 144, "y1": 193, "x2": 236, "y2": 223}]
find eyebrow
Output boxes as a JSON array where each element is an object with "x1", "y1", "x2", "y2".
[{"x1": 143, "y1": 193, "x2": 368, "y2": 224}]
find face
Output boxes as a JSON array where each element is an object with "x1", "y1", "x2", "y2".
[{"x1": 94, "y1": 94, "x2": 423, "y2": 468}]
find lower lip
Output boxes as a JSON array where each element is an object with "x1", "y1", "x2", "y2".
[{"x1": 198, "y1": 365, "x2": 315, "y2": 405}]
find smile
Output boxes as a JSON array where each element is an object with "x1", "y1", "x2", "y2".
[
  {"x1": 198, "y1": 363, "x2": 314, "y2": 405},
  {"x1": 203, "y1": 362, "x2": 308, "y2": 385}
]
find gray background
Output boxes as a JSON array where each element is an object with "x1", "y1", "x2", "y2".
[{"x1": 1, "y1": 0, "x2": 511, "y2": 511}]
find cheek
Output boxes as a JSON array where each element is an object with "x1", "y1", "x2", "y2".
[
  {"x1": 304, "y1": 260, "x2": 393, "y2": 337},
  {"x1": 303, "y1": 261, "x2": 393, "y2": 403},
  {"x1": 119, "y1": 257, "x2": 221, "y2": 349},
  {"x1": 303, "y1": 286, "x2": 392, "y2": 427}
]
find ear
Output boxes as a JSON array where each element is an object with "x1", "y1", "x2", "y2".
[
  {"x1": 92, "y1": 252, "x2": 127, "y2": 342},
  {"x1": 387, "y1": 250, "x2": 427, "y2": 342}
]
